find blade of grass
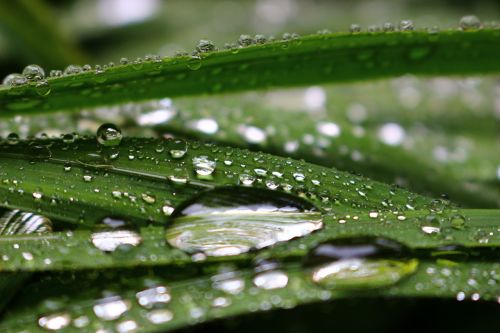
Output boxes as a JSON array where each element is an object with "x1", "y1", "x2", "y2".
[{"x1": 1, "y1": 30, "x2": 500, "y2": 116}]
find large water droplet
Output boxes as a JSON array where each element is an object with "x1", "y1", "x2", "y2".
[
  {"x1": 165, "y1": 186, "x2": 323, "y2": 257},
  {"x1": 459, "y1": 15, "x2": 481, "y2": 30},
  {"x1": 38, "y1": 313, "x2": 70, "y2": 331},
  {"x1": 167, "y1": 139, "x2": 188, "y2": 159},
  {"x1": 192, "y1": 155, "x2": 216, "y2": 178},
  {"x1": 91, "y1": 228, "x2": 142, "y2": 252},
  {"x1": 304, "y1": 237, "x2": 417, "y2": 290},
  {"x1": 96, "y1": 123, "x2": 122, "y2": 147},
  {"x1": 22, "y1": 64, "x2": 45, "y2": 81},
  {"x1": 0, "y1": 210, "x2": 52, "y2": 235},
  {"x1": 93, "y1": 296, "x2": 130, "y2": 321},
  {"x1": 136, "y1": 286, "x2": 171, "y2": 309}
]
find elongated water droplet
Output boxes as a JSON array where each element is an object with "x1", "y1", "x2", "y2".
[
  {"x1": 93, "y1": 296, "x2": 130, "y2": 321},
  {"x1": 136, "y1": 286, "x2": 171, "y2": 309},
  {"x1": 96, "y1": 123, "x2": 122, "y2": 147},
  {"x1": 91, "y1": 229, "x2": 142, "y2": 252},
  {"x1": 165, "y1": 187, "x2": 323, "y2": 257},
  {"x1": 253, "y1": 270, "x2": 289, "y2": 290},
  {"x1": 304, "y1": 237, "x2": 417, "y2": 290},
  {"x1": 0, "y1": 210, "x2": 52, "y2": 235},
  {"x1": 38, "y1": 313, "x2": 70, "y2": 331},
  {"x1": 2, "y1": 73, "x2": 28, "y2": 86},
  {"x1": 146, "y1": 309, "x2": 173, "y2": 324}
]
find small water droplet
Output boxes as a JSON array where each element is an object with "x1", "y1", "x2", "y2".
[
  {"x1": 6, "y1": 133, "x2": 19, "y2": 145},
  {"x1": 192, "y1": 155, "x2": 216, "y2": 178},
  {"x1": 63, "y1": 65, "x2": 82, "y2": 75},
  {"x1": 93, "y1": 296, "x2": 130, "y2": 321},
  {"x1": 187, "y1": 56, "x2": 202, "y2": 70},
  {"x1": 146, "y1": 309, "x2": 173, "y2": 324},
  {"x1": 399, "y1": 20, "x2": 414, "y2": 31},
  {"x1": 136, "y1": 286, "x2": 171, "y2": 309},
  {"x1": 253, "y1": 270, "x2": 289, "y2": 290},
  {"x1": 96, "y1": 123, "x2": 122, "y2": 147},
  {"x1": 35, "y1": 80, "x2": 51, "y2": 96},
  {"x1": 420, "y1": 215, "x2": 441, "y2": 235},
  {"x1": 450, "y1": 214, "x2": 466, "y2": 230},
  {"x1": 167, "y1": 139, "x2": 188, "y2": 159},
  {"x1": 196, "y1": 39, "x2": 216, "y2": 53},
  {"x1": 38, "y1": 313, "x2": 71, "y2": 331}
]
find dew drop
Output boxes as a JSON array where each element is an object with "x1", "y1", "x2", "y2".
[
  {"x1": 0, "y1": 210, "x2": 52, "y2": 235},
  {"x1": 38, "y1": 313, "x2": 70, "y2": 331},
  {"x1": 35, "y1": 80, "x2": 51, "y2": 96},
  {"x1": 6, "y1": 132, "x2": 19, "y2": 145},
  {"x1": 420, "y1": 215, "x2": 441, "y2": 235},
  {"x1": 192, "y1": 155, "x2": 216, "y2": 178},
  {"x1": 2, "y1": 73, "x2": 28, "y2": 86},
  {"x1": 187, "y1": 56, "x2": 202, "y2": 70},
  {"x1": 167, "y1": 139, "x2": 188, "y2": 159},
  {"x1": 91, "y1": 229, "x2": 142, "y2": 252},
  {"x1": 93, "y1": 296, "x2": 130, "y2": 321},
  {"x1": 196, "y1": 39, "x2": 216, "y2": 53},
  {"x1": 399, "y1": 20, "x2": 414, "y2": 31},
  {"x1": 146, "y1": 309, "x2": 173, "y2": 324},
  {"x1": 136, "y1": 286, "x2": 170, "y2": 308},
  {"x1": 459, "y1": 15, "x2": 482, "y2": 30},
  {"x1": 22, "y1": 64, "x2": 45, "y2": 81},
  {"x1": 63, "y1": 65, "x2": 82, "y2": 75},
  {"x1": 253, "y1": 270, "x2": 289, "y2": 290},
  {"x1": 305, "y1": 237, "x2": 417, "y2": 290},
  {"x1": 165, "y1": 186, "x2": 323, "y2": 257},
  {"x1": 96, "y1": 123, "x2": 122, "y2": 147}
]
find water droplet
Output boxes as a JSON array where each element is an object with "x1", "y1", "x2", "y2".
[
  {"x1": 22, "y1": 64, "x2": 45, "y2": 81},
  {"x1": 187, "y1": 56, "x2": 202, "y2": 70},
  {"x1": 196, "y1": 39, "x2": 216, "y2": 53},
  {"x1": 399, "y1": 20, "x2": 414, "y2": 31},
  {"x1": 450, "y1": 214, "x2": 466, "y2": 230},
  {"x1": 146, "y1": 309, "x2": 173, "y2": 324},
  {"x1": 253, "y1": 270, "x2": 289, "y2": 290},
  {"x1": 212, "y1": 270, "x2": 245, "y2": 294},
  {"x1": 136, "y1": 286, "x2": 170, "y2": 308},
  {"x1": 305, "y1": 238, "x2": 416, "y2": 289},
  {"x1": 35, "y1": 80, "x2": 51, "y2": 96},
  {"x1": 459, "y1": 15, "x2": 482, "y2": 30},
  {"x1": 2, "y1": 73, "x2": 28, "y2": 86},
  {"x1": 93, "y1": 296, "x2": 130, "y2": 321},
  {"x1": 116, "y1": 320, "x2": 138, "y2": 333},
  {"x1": 96, "y1": 123, "x2": 122, "y2": 147},
  {"x1": 239, "y1": 173, "x2": 256, "y2": 186},
  {"x1": 38, "y1": 313, "x2": 70, "y2": 331},
  {"x1": 420, "y1": 215, "x2": 441, "y2": 235},
  {"x1": 0, "y1": 210, "x2": 52, "y2": 235},
  {"x1": 165, "y1": 187, "x2": 323, "y2": 257},
  {"x1": 192, "y1": 155, "x2": 216, "y2": 178},
  {"x1": 62, "y1": 133, "x2": 75, "y2": 144},
  {"x1": 141, "y1": 193, "x2": 156, "y2": 204},
  {"x1": 167, "y1": 139, "x2": 187, "y2": 159},
  {"x1": 238, "y1": 34, "x2": 255, "y2": 46},
  {"x1": 6, "y1": 132, "x2": 19, "y2": 145},
  {"x1": 91, "y1": 229, "x2": 142, "y2": 252},
  {"x1": 63, "y1": 65, "x2": 82, "y2": 75},
  {"x1": 349, "y1": 24, "x2": 361, "y2": 33}
]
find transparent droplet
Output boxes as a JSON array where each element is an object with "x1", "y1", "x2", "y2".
[
  {"x1": 349, "y1": 24, "x2": 361, "y2": 33},
  {"x1": 0, "y1": 210, "x2": 52, "y2": 235},
  {"x1": 420, "y1": 215, "x2": 441, "y2": 235},
  {"x1": 305, "y1": 237, "x2": 417, "y2": 290},
  {"x1": 116, "y1": 320, "x2": 138, "y2": 333},
  {"x1": 459, "y1": 15, "x2": 481, "y2": 30},
  {"x1": 2, "y1": 73, "x2": 28, "y2": 86},
  {"x1": 22, "y1": 64, "x2": 45, "y2": 81},
  {"x1": 63, "y1": 65, "x2": 82, "y2": 75},
  {"x1": 192, "y1": 155, "x2": 216, "y2": 177},
  {"x1": 212, "y1": 270, "x2": 245, "y2": 294},
  {"x1": 450, "y1": 214, "x2": 466, "y2": 230},
  {"x1": 6, "y1": 132, "x2": 19, "y2": 145},
  {"x1": 35, "y1": 80, "x2": 51, "y2": 96},
  {"x1": 93, "y1": 296, "x2": 130, "y2": 321},
  {"x1": 253, "y1": 270, "x2": 289, "y2": 290},
  {"x1": 91, "y1": 229, "x2": 142, "y2": 252},
  {"x1": 165, "y1": 186, "x2": 323, "y2": 257},
  {"x1": 187, "y1": 56, "x2": 202, "y2": 70},
  {"x1": 399, "y1": 20, "x2": 414, "y2": 31},
  {"x1": 146, "y1": 309, "x2": 173, "y2": 324},
  {"x1": 38, "y1": 313, "x2": 70, "y2": 331},
  {"x1": 136, "y1": 286, "x2": 171, "y2": 309},
  {"x1": 196, "y1": 39, "x2": 216, "y2": 53},
  {"x1": 238, "y1": 34, "x2": 255, "y2": 46},
  {"x1": 96, "y1": 123, "x2": 122, "y2": 147},
  {"x1": 167, "y1": 139, "x2": 188, "y2": 159}
]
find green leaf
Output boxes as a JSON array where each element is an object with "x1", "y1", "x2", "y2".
[
  {"x1": 1, "y1": 258, "x2": 498, "y2": 332},
  {"x1": 1, "y1": 30, "x2": 500, "y2": 116}
]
